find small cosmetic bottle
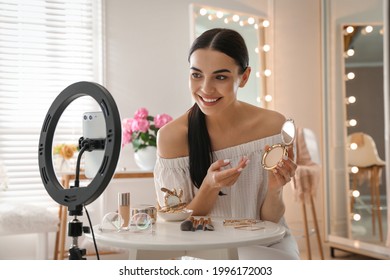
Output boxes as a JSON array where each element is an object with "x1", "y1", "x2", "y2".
[{"x1": 118, "y1": 192, "x2": 130, "y2": 229}]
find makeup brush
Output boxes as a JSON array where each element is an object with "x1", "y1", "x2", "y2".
[{"x1": 180, "y1": 217, "x2": 194, "y2": 231}]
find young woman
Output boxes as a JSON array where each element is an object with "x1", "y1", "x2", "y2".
[{"x1": 154, "y1": 28, "x2": 299, "y2": 259}]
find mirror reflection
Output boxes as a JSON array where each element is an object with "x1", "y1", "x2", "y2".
[
  {"x1": 191, "y1": 4, "x2": 270, "y2": 108},
  {"x1": 52, "y1": 96, "x2": 102, "y2": 188},
  {"x1": 343, "y1": 24, "x2": 388, "y2": 245}
]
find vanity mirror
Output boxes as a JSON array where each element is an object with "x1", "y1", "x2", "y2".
[
  {"x1": 262, "y1": 119, "x2": 296, "y2": 170},
  {"x1": 190, "y1": 4, "x2": 271, "y2": 108},
  {"x1": 322, "y1": 0, "x2": 390, "y2": 259}
]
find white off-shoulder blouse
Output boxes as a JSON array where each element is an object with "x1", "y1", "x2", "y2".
[
  {"x1": 154, "y1": 134, "x2": 282, "y2": 220},
  {"x1": 154, "y1": 134, "x2": 301, "y2": 259}
]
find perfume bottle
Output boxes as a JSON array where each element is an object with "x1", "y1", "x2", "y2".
[{"x1": 118, "y1": 192, "x2": 130, "y2": 229}]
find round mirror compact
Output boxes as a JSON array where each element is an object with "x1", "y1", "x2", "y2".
[{"x1": 261, "y1": 119, "x2": 296, "y2": 170}]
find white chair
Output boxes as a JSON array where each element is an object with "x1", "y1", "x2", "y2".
[
  {"x1": 347, "y1": 132, "x2": 385, "y2": 242},
  {"x1": 0, "y1": 203, "x2": 59, "y2": 259},
  {"x1": 291, "y1": 127, "x2": 324, "y2": 260}
]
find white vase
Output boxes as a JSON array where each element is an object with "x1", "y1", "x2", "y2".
[{"x1": 134, "y1": 146, "x2": 157, "y2": 171}]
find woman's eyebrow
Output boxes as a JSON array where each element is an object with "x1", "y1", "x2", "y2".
[{"x1": 190, "y1": 66, "x2": 231, "y2": 74}]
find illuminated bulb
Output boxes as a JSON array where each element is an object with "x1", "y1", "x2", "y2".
[
  {"x1": 347, "y1": 72, "x2": 355, "y2": 80},
  {"x1": 353, "y1": 213, "x2": 361, "y2": 221},
  {"x1": 262, "y1": 20, "x2": 270, "y2": 27},
  {"x1": 352, "y1": 190, "x2": 360, "y2": 198},
  {"x1": 216, "y1": 11, "x2": 224, "y2": 18},
  {"x1": 255, "y1": 47, "x2": 259, "y2": 53},
  {"x1": 265, "y1": 95, "x2": 273, "y2": 102},
  {"x1": 346, "y1": 26, "x2": 354, "y2": 34},
  {"x1": 248, "y1": 17, "x2": 255, "y2": 25},
  {"x1": 350, "y1": 142, "x2": 358, "y2": 150},
  {"x1": 264, "y1": 69, "x2": 272, "y2": 77},
  {"x1": 263, "y1": 44, "x2": 271, "y2": 52},
  {"x1": 256, "y1": 71, "x2": 260, "y2": 78},
  {"x1": 256, "y1": 96, "x2": 261, "y2": 103},
  {"x1": 224, "y1": 18, "x2": 229, "y2": 24},
  {"x1": 239, "y1": 20, "x2": 244, "y2": 26},
  {"x1": 351, "y1": 166, "x2": 359, "y2": 174},
  {"x1": 232, "y1": 15, "x2": 240, "y2": 22},
  {"x1": 365, "y1": 25, "x2": 373, "y2": 33},
  {"x1": 254, "y1": 23, "x2": 259, "y2": 29},
  {"x1": 347, "y1": 96, "x2": 356, "y2": 104},
  {"x1": 199, "y1": 8, "x2": 207, "y2": 16},
  {"x1": 346, "y1": 48, "x2": 355, "y2": 57},
  {"x1": 348, "y1": 119, "x2": 357, "y2": 127}
]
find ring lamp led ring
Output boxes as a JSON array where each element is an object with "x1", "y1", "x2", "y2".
[{"x1": 38, "y1": 81, "x2": 121, "y2": 212}]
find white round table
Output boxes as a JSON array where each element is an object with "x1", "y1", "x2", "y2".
[{"x1": 86, "y1": 217, "x2": 286, "y2": 260}]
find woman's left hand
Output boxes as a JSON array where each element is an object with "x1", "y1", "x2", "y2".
[{"x1": 267, "y1": 145, "x2": 297, "y2": 191}]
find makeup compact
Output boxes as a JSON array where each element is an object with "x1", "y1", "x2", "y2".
[{"x1": 261, "y1": 118, "x2": 296, "y2": 170}]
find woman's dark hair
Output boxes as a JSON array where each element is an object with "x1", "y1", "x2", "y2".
[{"x1": 187, "y1": 28, "x2": 249, "y2": 192}]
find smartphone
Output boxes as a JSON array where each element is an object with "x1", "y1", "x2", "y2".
[{"x1": 82, "y1": 111, "x2": 105, "y2": 179}]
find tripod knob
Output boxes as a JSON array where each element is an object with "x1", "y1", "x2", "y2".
[{"x1": 83, "y1": 226, "x2": 91, "y2": 234}]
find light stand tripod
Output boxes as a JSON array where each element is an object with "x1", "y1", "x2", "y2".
[{"x1": 67, "y1": 205, "x2": 89, "y2": 260}]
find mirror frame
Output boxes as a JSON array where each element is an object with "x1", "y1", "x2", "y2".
[{"x1": 322, "y1": 0, "x2": 390, "y2": 259}]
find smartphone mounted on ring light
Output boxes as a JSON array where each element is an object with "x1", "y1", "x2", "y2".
[{"x1": 82, "y1": 111, "x2": 105, "y2": 179}]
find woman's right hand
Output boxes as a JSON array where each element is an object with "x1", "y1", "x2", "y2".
[{"x1": 203, "y1": 156, "x2": 250, "y2": 192}]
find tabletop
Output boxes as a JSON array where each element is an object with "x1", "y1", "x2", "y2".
[{"x1": 85, "y1": 217, "x2": 286, "y2": 260}]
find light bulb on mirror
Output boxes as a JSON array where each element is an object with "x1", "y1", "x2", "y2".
[
  {"x1": 265, "y1": 94, "x2": 273, "y2": 102},
  {"x1": 351, "y1": 166, "x2": 359, "y2": 174},
  {"x1": 350, "y1": 142, "x2": 358, "y2": 150},
  {"x1": 232, "y1": 15, "x2": 240, "y2": 22},
  {"x1": 352, "y1": 213, "x2": 361, "y2": 221},
  {"x1": 345, "y1": 26, "x2": 354, "y2": 34},
  {"x1": 365, "y1": 25, "x2": 373, "y2": 33},
  {"x1": 346, "y1": 48, "x2": 355, "y2": 57},
  {"x1": 346, "y1": 96, "x2": 356, "y2": 104},
  {"x1": 248, "y1": 17, "x2": 255, "y2": 25},
  {"x1": 348, "y1": 119, "x2": 357, "y2": 127},
  {"x1": 262, "y1": 20, "x2": 270, "y2": 27},
  {"x1": 216, "y1": 11, "x2": 224, "y2": 19},
  {"x1": 264, "y1": 69, "x2": 272, "y2": 77},
  {"x1": 199, "y1": 8, "x2": 207, "y2": 16},
  {"x1": 263, "y1": 44, "x2": 271, "y2": 52},
  {"x1": 352, "y1": 190, "x2": 360, "y2": 198},
  {"x1": 346, "y1": 72, "x2": 355, "y2": 80}
]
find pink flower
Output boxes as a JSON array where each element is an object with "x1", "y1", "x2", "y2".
[
  {"x1": 121, "y1": 130, "x2": 132, "y2": 147},
  {"x1": 134, "y1": 107, "x2": 148, "y2": 119},
  {"x1": 131, "y1": 118, "x2": 150, "y2": 133},
  {"x1": 154, "y1": 113, "x2": 173, "y2": 128},
  {"x1": 122, "y1": 118, "x2": 134, "y2": 133}
]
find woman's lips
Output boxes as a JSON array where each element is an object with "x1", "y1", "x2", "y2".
[{"x1": 199, "y1": 95, "x2": 221, "y2": 106}]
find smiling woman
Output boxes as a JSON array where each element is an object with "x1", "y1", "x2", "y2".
[
  {"x1": 154, "y1": 27, "x2": 300, "y2": 260},
  {"x1": 190, "y1": 4, "x2": 271, "y2": 108}
]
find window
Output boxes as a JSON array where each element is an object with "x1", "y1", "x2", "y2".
[{"x1": 0, "y1": 0, "x2": 103, "y2": 207}]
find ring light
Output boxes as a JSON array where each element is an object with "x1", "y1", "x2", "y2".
[{"x1": 38, "y1": 81, "x2": 121, "y2": 212}]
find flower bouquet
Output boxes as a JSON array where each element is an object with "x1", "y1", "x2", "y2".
[{"x1": 122, "y1": 107, "x2": 173, "y2": 152}]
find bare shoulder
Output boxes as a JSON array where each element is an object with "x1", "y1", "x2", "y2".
[
  {"x1": 156, "y1": 112, "x2": 189, "y2": 158},
  {"x1": 259, "y1": 108, "x2": 287, "y2": 135},
  {"x1": 243, "y1": 104, "x2": 286, "y2": 138}
]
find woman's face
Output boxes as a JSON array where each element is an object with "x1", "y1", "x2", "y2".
[{"x1": 189, "y1": 48, "x2": 249, "y2": 116}]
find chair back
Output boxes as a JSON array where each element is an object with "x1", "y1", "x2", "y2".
[
  {"x1": 347, "y1": 132, "x2": 385, "y2": 167},
  {"x1": 296, "y1": 127, "x2": 321, "y2": 166}
]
